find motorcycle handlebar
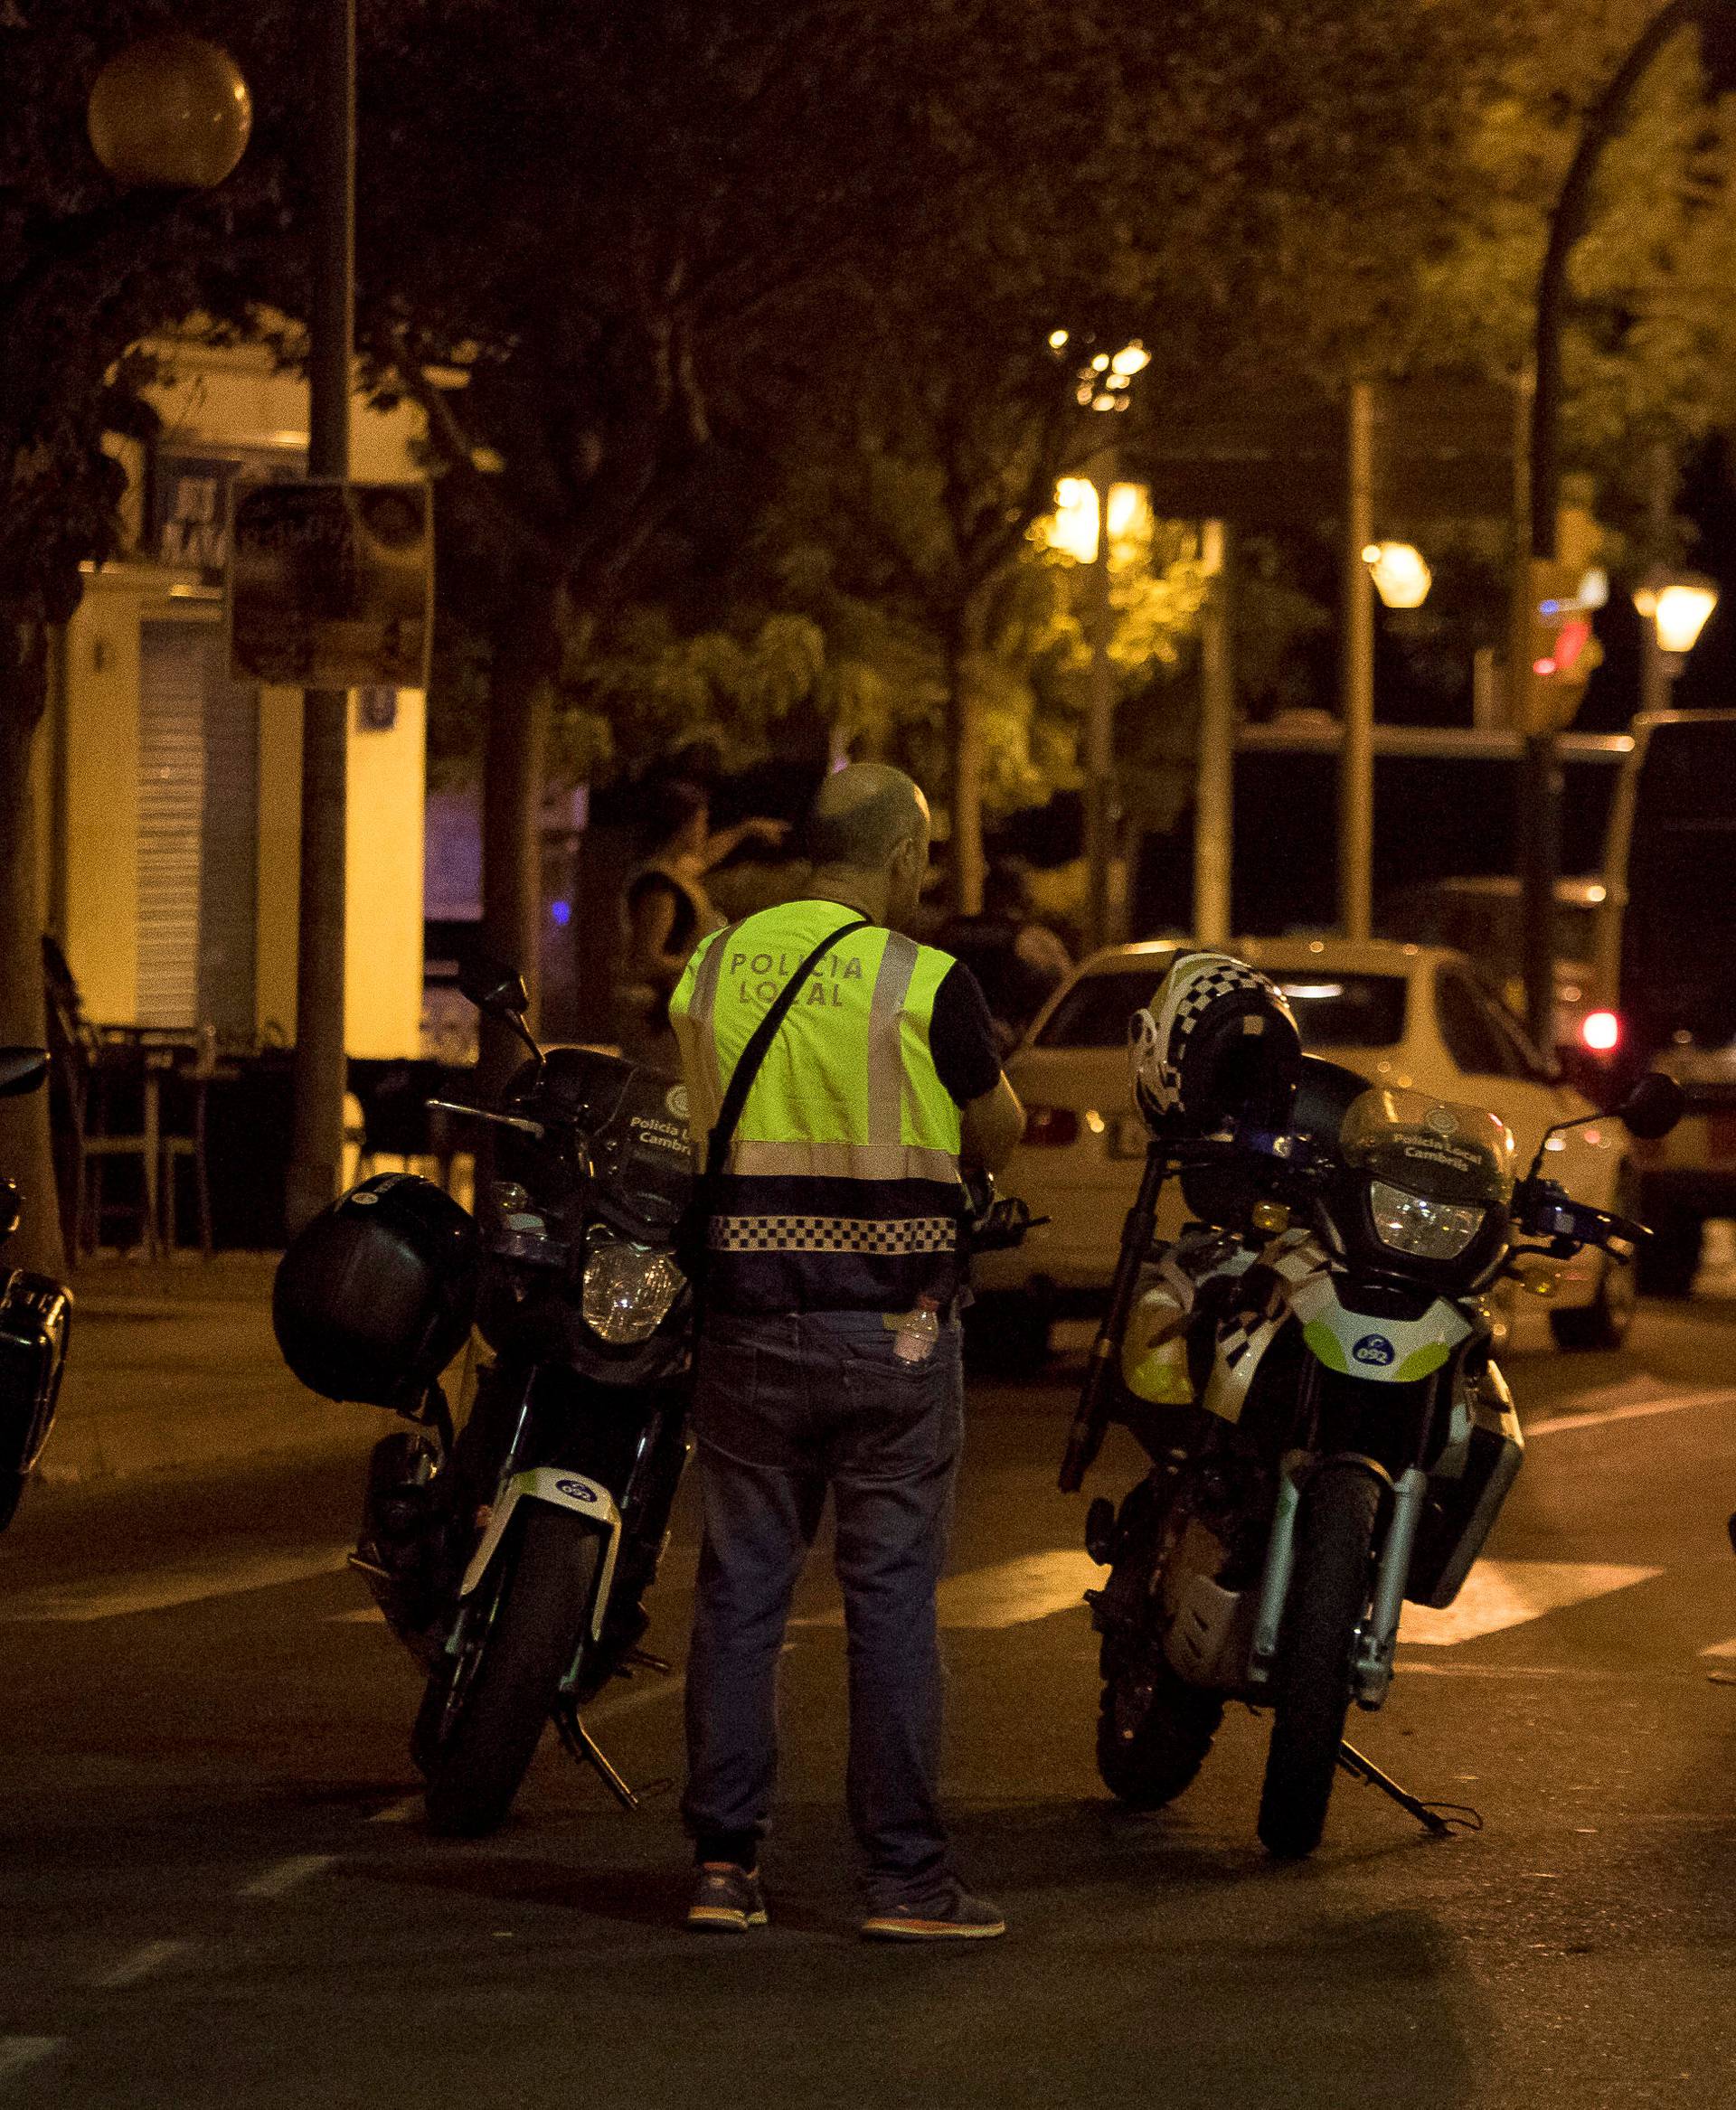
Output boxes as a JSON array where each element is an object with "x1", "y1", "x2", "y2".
[
  {"x1": 1515, "y1": 1180, "x2": 1646, "y2": 1258},
  {"x1": 424, "y1": 1097, "x2": 547, "y2": 1140}
]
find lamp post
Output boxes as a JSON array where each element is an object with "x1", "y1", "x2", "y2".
[
  {"x1": 1635, "y1": 573, "x2": 1719, "y2": 704},
  {"x1": 1052, "y1": 333, "x2": 1149, "y2": 951},
  {"x1": 1519, "y1": 0, "x2": 1722, "y2": 1049}
]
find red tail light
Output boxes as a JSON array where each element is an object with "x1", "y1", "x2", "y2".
[
  {"x1": 1023, "y1": 1106, "x2": 1080, "y2": 1148},
  {"x1": 1580, "y1": 1010, "x2": 1621, "y2": 1054}
]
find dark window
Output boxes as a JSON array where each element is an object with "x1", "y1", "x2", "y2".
[
  {"x1": 1269, "y1": 974, "x2": 1407, "y2": 1048},
  {"x1": 1435, "y1": 970, "x2": 1514, "y2": 1078},
  {"x1": 1037, "y1": 962, "x2": 1405, "y2": 1050}
]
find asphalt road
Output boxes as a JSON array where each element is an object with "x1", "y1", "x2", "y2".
[{"x1": 4, "y1": 1295, "x2": 1736, "y2": 2109}]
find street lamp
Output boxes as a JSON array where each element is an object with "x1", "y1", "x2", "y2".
[
  {"x1": 1363, "y1": 542, "x2": 1432, "y2": 611},
  {"x1": 1050, "y1": 333, "x2": 1151, "y2": 947},
  {"x1": 87, "y1": 33, "x2": 252, "y2": 189},
  {"x1": 1634, "y1": 572, "x2": 1718, "y2": 715}
]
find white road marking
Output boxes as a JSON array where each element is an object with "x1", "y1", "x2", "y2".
[
  {"x1": 1, "y1": 1546, "x2": 352, "y2": 1624},
  {"x1": 0, "y1": 2039, "x2": 62, "y2": 2086},
  {"x1": 793, "y1": 1549, "x2": 1098, "y2": 1632},
  {"x1": 1526, "y1": 1387, "x2": 1736, "y2": 1440},
  {"x1": 1699, "y1": 1634, "x2": 1736, "y2": 1659},
  {"x1": 94, "y1": 1939, "x2": 194, "y2": 1990},
  {"x1": 241, "y1": 1854, "x2": 335, "y2": 1899},
  {"x1": 1400, "y1": 1560, "x2": 1662, "y2": 1645},
  {"x1": 367, "y1": 1795, "x2": 422, "y2": 1825}
]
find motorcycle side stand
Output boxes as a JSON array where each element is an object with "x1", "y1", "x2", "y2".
[
  {"x1": 1338, "y1": 1740, "x2": 1476, "y2": 1840},
  {"x1": 552, "y1": 1703, "x2": 640, "y2": 1812}
]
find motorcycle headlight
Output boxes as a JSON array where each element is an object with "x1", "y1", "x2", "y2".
[
  {"x1": 1368, "y1": 1181, "x2": 1486, "y2": 1262},
  {"x1": 581, "y1": 1228, "x2": 684, "y2": 1344}
]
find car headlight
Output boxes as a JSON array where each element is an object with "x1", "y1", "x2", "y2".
[
  {"x1": 581, "y1": 1228, "x2": 684, "y2": 1344},
  {"x1": 1368, "y1": 1181, "x2": 1486, "y2": 1262}
]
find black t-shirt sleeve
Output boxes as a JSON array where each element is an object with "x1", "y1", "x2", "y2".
[{"x1": 929, "y1": 961, "x2": 1005, "y2": 1108}]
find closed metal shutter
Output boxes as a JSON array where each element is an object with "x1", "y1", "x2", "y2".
[
  {"x1": 137, "y1": 626, "x2": 207, "y2": 1026},
  {"x1": 196, "y1": 646, "x2": 259, "y2": 1034},
  {"x1": 137, "y1": 625, "x2": 259, "y2": 1032}
]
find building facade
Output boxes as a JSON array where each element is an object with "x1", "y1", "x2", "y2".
[{"x1": 42, "y1": 330, "x2": 429, "y2": 1060}]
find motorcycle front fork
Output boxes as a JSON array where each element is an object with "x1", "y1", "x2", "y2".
[{"x1": 1245, "y1": 1455, "x2": 1429, "y2": 1712}]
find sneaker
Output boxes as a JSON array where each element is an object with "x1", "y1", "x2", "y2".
[
  {"x1": 686, "y1": 1862, "x2": 768, "y2": 1933},
  {"x1": 861, "y1": 1883, "x2": 1005, "y2": 1942}
]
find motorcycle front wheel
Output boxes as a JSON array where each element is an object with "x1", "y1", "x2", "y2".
[
  {"x1": 1256, "y1": 1463, "x2": 1380, "y2": 1860},
  {"x1": 418, "y1": 1507, "x2": 601, "y2": 1838}
]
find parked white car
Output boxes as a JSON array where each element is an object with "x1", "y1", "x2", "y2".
[{"x1": 975, "y1": 937, "x2": 1635, "y2": 1358}]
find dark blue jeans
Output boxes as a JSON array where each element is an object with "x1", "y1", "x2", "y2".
[{"x1": 682, "y1": 1307, "x2": 965, "y2": 1907}]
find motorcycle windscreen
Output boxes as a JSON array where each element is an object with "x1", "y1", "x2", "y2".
[
  {"x1": 1338, "y1": 1086, "x2": 1516, "y2": 1208},
  {"x1": 586, "y1": 1069, "x2": 694, "y2": 1240}
]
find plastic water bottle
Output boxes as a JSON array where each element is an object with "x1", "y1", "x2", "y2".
[{"x1": 892, "y1": 1295, "x2": 941, "y2": 1365}]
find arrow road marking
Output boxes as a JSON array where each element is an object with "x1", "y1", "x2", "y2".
[{"x1": 1400, "y1": 1560, "x2": 1662, "y2": 1645}]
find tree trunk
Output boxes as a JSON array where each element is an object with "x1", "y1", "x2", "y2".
[
  {"x1": 943, "y1": 605, "x2": 986, "y2": 916},
  {"x1": 0, "y1": 617, "x2": 65, "y2": 1280},
  {"x1": 478, "y1": 575, "x2": 557, "y2": 1089}
]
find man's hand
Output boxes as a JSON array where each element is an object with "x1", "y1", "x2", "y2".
[{"x1": 961, "y1": 1073, "x2": 1024, "y2": 1173}]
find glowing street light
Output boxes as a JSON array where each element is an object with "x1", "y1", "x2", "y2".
[
  {"x1": 1634, "y1": 574, "x2": 1718, "y2": 660},
  {"x1": 87, "y1": 33, "x2": 252, "y2": 189},
  {"x1": 1361, "y1": 541, "x2": 1432, "y2": 610},
  {"x1": 1046, "y1": 477, "x2": 1152, "y2": 565}
]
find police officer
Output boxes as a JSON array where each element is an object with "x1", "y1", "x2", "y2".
[{"x1": 670, "y1": 763, "x2": 1024, "y2": 1940}]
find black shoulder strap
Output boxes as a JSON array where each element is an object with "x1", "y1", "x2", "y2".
[{"x1": 702, "y1": 918, "x2": 871, "y2": 1180}]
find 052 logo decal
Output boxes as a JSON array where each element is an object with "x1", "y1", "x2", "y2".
[
  {"x1": 1353, "y1": 1333, "x2": 1396, "y2": 1368},
  {"x1": 554, "y1": 1477, "x2": 599, "y2": 1504}
]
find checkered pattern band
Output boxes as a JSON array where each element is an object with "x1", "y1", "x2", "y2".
[
  {"x1": 1171, "y1": 960, "x2": 1271, "y2": 1041},
  {"x1": 710, "y1": 1214, "x2": 958, "y2": 1255}
]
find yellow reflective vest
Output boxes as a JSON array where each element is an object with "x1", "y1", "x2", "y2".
[{"x1": 670, "y1": 899, "x2": 967, "y2": 1313}]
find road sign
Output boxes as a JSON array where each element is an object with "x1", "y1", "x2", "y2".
[
  {"x1": 1122, "y1": 378, "x2": 1521, "y2": 530},
  {"x1": 229, "y1": 480, "x2": 432, "y2": 690}
]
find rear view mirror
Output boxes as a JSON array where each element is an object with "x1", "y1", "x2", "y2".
[
  {"x1": 1615, "y1": 1070, "x2": 1685, "y2": 1143},
  {"x1": 0, "y1": 1049, "x2": 48, "y2": 1098},
  {"x1": 458, "y1": 954, "x2": 530, "y2": 1021}
]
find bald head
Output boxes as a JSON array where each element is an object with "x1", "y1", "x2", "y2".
[
  {"x1": 807, "y1": 764, "x2": 929, "y2": 868},
  {"x1": 806, "y1": 763, "x2": 931, "y2": 929}
]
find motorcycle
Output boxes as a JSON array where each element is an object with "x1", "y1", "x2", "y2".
[
  {"x1": 0, "y1": 1047, "x2": 71, "y2": 1532},
  {"x1": 275, "y1": 958, "x2": 696, "y2": 1835},
  {"x1": 1060, "y1": 1049, "x2": 1684, "y2": 1858}
]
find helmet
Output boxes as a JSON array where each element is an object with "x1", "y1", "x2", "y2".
[
  {"x1": 273, "y1": 1173, "x2": 480, "y2": 1408},
  {"x1": 1131, "y1": 950, "x2": 1303, "y2": 1134}
]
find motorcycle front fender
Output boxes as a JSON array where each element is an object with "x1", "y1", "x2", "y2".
[
  {"x1": 459, "y1": 1466, "x2": 622, "y2": 1644},
  {"x1": 1290, "y1": 1276, "x2": 1472, "y2": 1384}
]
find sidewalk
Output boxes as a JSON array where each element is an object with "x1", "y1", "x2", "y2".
[{"x1": 42, "y1": 1253, "x2": 373, "y2": 1484}]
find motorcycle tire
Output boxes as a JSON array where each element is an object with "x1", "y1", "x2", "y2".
[
  {"x1": 1096, "y1": 1664, "x2": 1223, "y2": 1811},
  {"x1": 1256, "y1": 1463, "x2": 1381, "y2": 1860},
  {"x1": 420, "y1": 1506, "x2": 601, "y2": 1838}
]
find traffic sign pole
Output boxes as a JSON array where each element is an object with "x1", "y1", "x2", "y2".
[{"x1": 286, "y1": 0, "x2": 354, "y2": 1236}]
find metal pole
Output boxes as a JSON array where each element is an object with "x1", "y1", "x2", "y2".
[
  {"x1": 1084, "y1": 447, "x2": 1116, "y2": 954},
  {"x1": 285, "y1": 0, "x2": 355, "y2": 1233},
  {"x1": 1638, "y1": 438, "x2": 1672, "y2": 719},
  {"x1": 1520, "y1": 0, "x2": 1704, "y2": 1046},
  {"x1": 1194, "y1": 520, "x2": 1234, "y2": 947},
  {"x1": 1338, "y1": 381, "x2": 1375, "y2": 941}
]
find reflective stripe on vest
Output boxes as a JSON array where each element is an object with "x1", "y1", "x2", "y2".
[{"x1": 669, "y1": 900, "x2": 965, "y2": 1309}]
